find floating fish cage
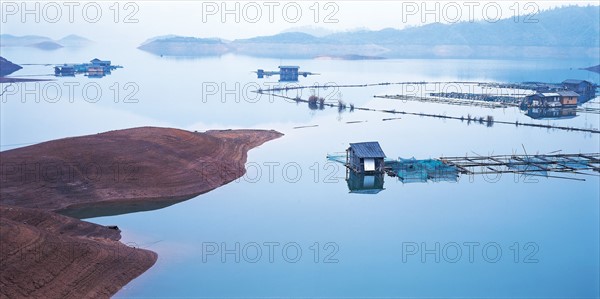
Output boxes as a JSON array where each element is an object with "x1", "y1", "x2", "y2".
[
  {"x1": 386, "y1": 158, "x2": 459, "y2": 183},
  {"x1": 328, "y1": 144, "x2": 599, "y2": 190}
]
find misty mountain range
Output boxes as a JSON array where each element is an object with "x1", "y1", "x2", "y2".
[
  {"x1": 138, "y1": 5, "x2": 600, "y2": 59},
  {"x1": 0, "y1": 34, "x2": 92, "y2": 50},
  {"x1": 1, "y1": 6, "x2": 598, "y2": 59}
]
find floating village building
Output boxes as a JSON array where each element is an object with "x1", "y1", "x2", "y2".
[
  {"x1": 54, "y1": 58, "x2": 120, "y2": 77},
  {"x1": 524, "y1": 93, "x2": 562, "y2": 107},
  {"x1": 556, "y1": 90, "x2": 579, "y2": 107},
  {"x1": 278, "y1": 66, "x2": 300, "y2": 81},
  {"x1": 255, "y1": 66, "x2": 317, "y2": 82},
  {"x1": 89, "y1": 58, "x2": 112, "y2": 67},
  {"x1": 525, "y1": 90, "x2": 580, "y2": 108},
  {"x1": 562, "y1": 79, "x2": 595, "y2": 96},
  {"x1": 346, "y1": 142, "x2": 386, "y2": 174}
]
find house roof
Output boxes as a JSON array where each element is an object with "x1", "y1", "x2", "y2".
[
  {"x1": 556, "y1": 90, "x2": 580, "y2": 97},
  {"x1": 349, "y1": 142, "x2": 386, "y2": 158},
  {"x1": 540, "y1": 92, "x2": 560, "y2": 97},
  {"x1": 563, "y1": 79, "x2": 591, "y2": 85}
]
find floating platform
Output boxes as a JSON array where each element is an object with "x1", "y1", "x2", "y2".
[
  {"x1": 328, "y1": 152, "x2": 600, "y2": 184},
  {"x1": 54, "y1": 58, "x2": 122, "y2": 78},
  {"x1": 440, "y1": 153, "x2": 600, "y2": 179}
]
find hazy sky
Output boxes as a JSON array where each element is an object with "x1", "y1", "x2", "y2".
[{"x1": 1, "y1": 1, "x2": 597, "y2": 45}]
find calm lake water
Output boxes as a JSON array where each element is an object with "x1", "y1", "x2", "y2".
[{"x1": 1, "y1": 44, "x2": 599, "y2": 298}]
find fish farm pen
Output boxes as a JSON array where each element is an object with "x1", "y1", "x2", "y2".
[
  {"x1": 257, "y1": 79, "x2": 598, "y2": 95},
  {"x1": 384, "y1": 158, "x2": 460, "y2": 183},
  {"x1": 255, "y1": 91, "x2": 600, "y2": 134},
  {"x1": 256, "y1": 80, "x2": 536, "y2": 93},
  {"x1": 374, "y1": 94, "x2": 519, "y2": 109},
  {"x1": 376, "y1": 94, "x2": 600, "y2": 115},
  {"x1": 440, "y1": 153, "x2": 600, "y2": 179},
  {"x1": 328, "y1": 150, "x2": 600, "y2": 184},
  {"x1": 256, "y1": 79, "x2": 598, "y2": 114}
]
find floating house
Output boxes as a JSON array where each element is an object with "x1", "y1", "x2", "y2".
[
  {"x1": 88, "y1": 58, "x2": 112, "y2": 76},
  {"x1": 562, "y1": 79, "x2": 594, "y2": 95},
  {"x1": 54, "y1": 65, "x2": 75, "y2": 76},
  {"x1": 562, "y1": 79, "x2": 596, "y2": 104},
  {"x1": 556, "y1": 90, "x2": 579, "y2": 107},
  {"x1": 90, "y1": 58, "x2": 112, "y2": 67},
  {"x1": 524, "y1": 92, "x2": 562, "y2": 107},
  {"x1": 255, "y1": 66, "x2": 318, "y2": 82},
  {"x1": 346, "y1": 142, "x2": 386, "y2": 173},
  {"x1": 524, "y1": 90, "x2": 581, "y2": 108},
  {"x1": 279, "y1": 66, "x2": 299, "y2": 81},
  {"x1": 54, "y1": 58, "x2": 120, "y2": 77}
]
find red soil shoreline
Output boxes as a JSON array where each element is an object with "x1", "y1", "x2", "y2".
[{"x1": 0, "y1": 127, "x2": 283, "y2": 298}]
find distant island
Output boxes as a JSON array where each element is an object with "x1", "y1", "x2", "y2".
[
  {"x1": 582, "y1": 64, "x2": 600, "y2": 74},
  {"x1": 138, "y1": 36, "x2": 230, "y2": 56},
  {"x1": 0, "y1": 34, "x2": 92, "y2": 49},
  {"x1": 139, "y1": 5, "x2": 599, "y2": 59},
  {"x1": 314, "y1": 54, "x2": 386, "y2": 60},
  {"x1": 0, "y1": 56, "x2": 22, "y2": 76},
  {"x1": 30, "y1": 40, "x2": 64, "y2": 50}
]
